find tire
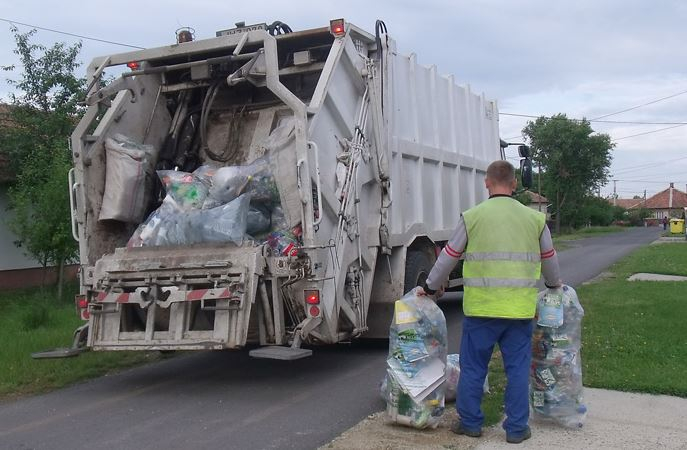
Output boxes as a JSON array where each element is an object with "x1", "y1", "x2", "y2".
[{"x1": 403, "y1": 251, "x2": 434, "y2": 293}]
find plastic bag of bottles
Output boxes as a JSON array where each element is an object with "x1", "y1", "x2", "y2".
[
  {"x1": 530, "y1": 285, "x2": 587, "y2": 428},
  {"x1": 264, "y1": 224, "x2": 302, "y2": 256},
  {"x1": 129, "y1": 194, "x2": 251, "y2": 247},
  {"x1": 443, "y1": 354, "x2": 490, "y2": 402},
  {"x1": 157, "y1": 170, "x2": 210, "y2": 210},
  {"x1": 246, "y1": 204, "x2": 272, "y2": 236},
  {"x1": 383, "y1": 289, "x2": 447, "y2": 429},
  {"x1": 203, "y1": 166, "x2": 251, "y2": 209}
]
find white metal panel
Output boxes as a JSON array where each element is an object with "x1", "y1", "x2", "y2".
[{"x1": 386, "y1": 48, "x2": 500, "y2": 244}]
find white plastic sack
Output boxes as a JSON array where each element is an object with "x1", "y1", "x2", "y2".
[
  {"x1": 531, "y1": 285, "x2": 587, "y2": 428},
  {"x1": 99, "y1": 134, "x2": 155, "y2": 223}
]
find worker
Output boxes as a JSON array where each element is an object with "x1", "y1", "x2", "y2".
[{"x1": 418, "y1": 160, "x2": 561, "y2": 444}]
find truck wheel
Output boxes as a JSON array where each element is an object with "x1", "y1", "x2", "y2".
[{"x1": 404, "y1": 251, "x2": 433, "y2": 293}]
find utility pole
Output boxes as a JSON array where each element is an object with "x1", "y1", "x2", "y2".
[{"x1": 613, "y1": 180, "x2": 617, "y2": 206}]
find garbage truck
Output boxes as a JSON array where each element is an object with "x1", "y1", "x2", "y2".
[{"x1": 68, "y1": 19, "x2": 504, "y2": 359}]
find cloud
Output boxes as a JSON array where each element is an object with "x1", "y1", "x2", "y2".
[{"x1": 1, "y1": 0, "x2": 685, "y2": 197}]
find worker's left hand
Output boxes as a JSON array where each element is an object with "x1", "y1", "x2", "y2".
[{"x1": 416, "y1": 285, "x2": 445, "y2": 299}]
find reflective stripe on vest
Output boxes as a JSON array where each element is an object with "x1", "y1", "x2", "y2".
[
  {"x1": 462, "y1": 196, "x2": 546, "y2": 319},
  {"x1": 462, "y1": 278, "x2": 538, "y2": 288},
  {"x1": 464, "y1": 252, "x2": 541, "y2": 262}
]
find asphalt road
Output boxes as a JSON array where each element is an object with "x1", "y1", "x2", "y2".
[{"x1": 0, "y1": 227, "x2": 662, "y2": 450}]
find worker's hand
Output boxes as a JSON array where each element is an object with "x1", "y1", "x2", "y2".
[{"x1": 416, "y1": 285, "x2": 445, "y2": 299}]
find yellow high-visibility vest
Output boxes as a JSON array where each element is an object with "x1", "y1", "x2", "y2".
[{"x1": 462, "y1": 196, "x2": 546, "y2": 318}]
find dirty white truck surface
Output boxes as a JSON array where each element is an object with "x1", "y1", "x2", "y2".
[{"x1": 69, "y1": 19, "x2": 501, "y2": 357}]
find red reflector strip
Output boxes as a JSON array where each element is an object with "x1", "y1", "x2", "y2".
[
  {"x1": 186, "y1": 289, "x2": 209, "y2": 301},
  {"x1": 96, "y1": 291, "x2": 107, "y2": 302},
  {"x1": 444, "y1": 244, "x2": 462, "y2": 258},
  {"x1": 541, "y1": 249, "x2": 556, "y2": 259},
  {"x1": 116, "y1": 293, "x2": 130, "y2": 303}
]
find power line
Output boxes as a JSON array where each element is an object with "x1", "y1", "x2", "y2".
[
  {"x1": 612, "y1": 123, "x2": 687, "y2": 141},
  {"x1": 612, "y1": 155, "x2": 687, "y2": 173},
  {"x1": 0, "y1": 17, "x2": 144, "y2": 49},
  {"x1": 615, "y1": 180, "x2": 687, "y2": 184},
  {"x1": 499, "y1": 112, "x2": 687, "y2": 125},
  {"x1": 590, "y1": 89, "x2": 687, "y2": 120}
]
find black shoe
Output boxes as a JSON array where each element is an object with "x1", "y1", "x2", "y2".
[
  {"x1": 506, "y1": 426, "x2": 531, "y2": 444},
  {"x1": 451, "y1": 421, "x2": 482, "y2": 438}
]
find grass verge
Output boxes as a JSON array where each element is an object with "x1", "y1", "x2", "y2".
[
  {"x1": 576, "y1": 242, "x2": 687, "y2": 397},
  {"x1": 0, "y1": 283, "x2": 159, "y2": 400}
]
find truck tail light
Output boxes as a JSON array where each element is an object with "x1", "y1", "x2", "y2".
[
  {"x1": 309, "y1": 305, "x2": 321, "y2": 317},
  {"x1": 305, "y1": 289, "x2": 320, "y2": 304},
  {"x1": 329, "y1": 19, "x2": 345, "y2": 37},
  {"x1": 126, "y1": 61, "x2": 140, "y2": 70},
  {"x1": 75, "y1": 294, "x2": 90, "y2": 320}
]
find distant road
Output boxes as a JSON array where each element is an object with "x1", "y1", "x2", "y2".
[{"x1": 0, "y1": 226, "x2": 662, "y2": 450}]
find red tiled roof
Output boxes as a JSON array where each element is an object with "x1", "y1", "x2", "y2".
[
  {"x1": 644, "y1": 187, "x2": 687, "y2": 209},
  {"x1": 615, "y1": 198, "x2": 643, "y2": 209}
]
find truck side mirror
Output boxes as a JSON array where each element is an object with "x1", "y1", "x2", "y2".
[
  {"x1": 520, "y1": 158, "x2": 533, "y2": 190},
  {"x1": 518, "y1": 145, "x2": 530, "y2": 158}
]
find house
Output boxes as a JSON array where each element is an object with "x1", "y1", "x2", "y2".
[
  {"x1": 641, "y1": 183, "x2": 687, "y2": 219},
  {"x1": 524, "y1": 191, "x2": 551, "y2": 220},
  {"x1": 614, "y1": 198, "x2": 643, "y2": 210},
  {"x1": 0, "y1": 105, "x2": 78, "y2": 290},
  {"x1": 613, "y1": 183, "x2": 687, "y2": 226}
]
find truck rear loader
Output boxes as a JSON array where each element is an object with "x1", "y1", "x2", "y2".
[{"x1": 68, "y1": 19, "x2": 502, "y2": 359}]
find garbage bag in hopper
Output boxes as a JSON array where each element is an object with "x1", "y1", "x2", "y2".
[
  {"x1": 157, "y1": 170, "x2": 210, "y2": 210},
  {"x1": 383, "y1": 289, "x2": 447, "y2": 429},
  {"x1": 99, "y1": 134, "x2": 156, "y2": 223},
  {"x1": 530, "y1": 285, "x2": 587, "y2": 429}
]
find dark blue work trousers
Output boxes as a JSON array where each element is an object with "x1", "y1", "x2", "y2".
[{"x1": 457, "y1": 316, "x2": 534, "y2": 435}]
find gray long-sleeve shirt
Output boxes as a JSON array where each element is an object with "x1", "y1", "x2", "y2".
[{"x1": 425, "y1": 215, "x2": 561, "y2": 291}]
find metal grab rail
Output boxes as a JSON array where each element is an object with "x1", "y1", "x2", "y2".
[
  {"x1": 68, "y1": 168, "x2": 79, "y2": 242},
  {"x1": 307, "y1": 141, "x2": 323, "y2": 227}
]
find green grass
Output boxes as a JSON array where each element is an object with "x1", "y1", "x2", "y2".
[
  {"x1": 482, "y1": 351, "x2": 507, "y2": 426},
  {"x1": 0, "y1": 283, "x2": 159, "y2": 400},
  {"x1": 576, "y1": 242, "x2": 687, "y2": 397}
]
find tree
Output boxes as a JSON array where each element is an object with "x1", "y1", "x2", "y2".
[
  {"x1": 1, "y1": 27, "x2": 85, "y2": 297},
  {"x1": 523, "y1": 114, "x2": 613, "y2": 233}
]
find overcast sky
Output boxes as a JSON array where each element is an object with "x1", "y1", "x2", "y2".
[{"x1": 1, "y1": 0, "x2": 686, "y2": 199}]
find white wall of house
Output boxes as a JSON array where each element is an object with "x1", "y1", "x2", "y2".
[
  {"x1": 0, "y1": 184, "x2": 42, "y2": 271},
  {"x1": 528, "y1": 202, "x2": 551, "y2": 220}
]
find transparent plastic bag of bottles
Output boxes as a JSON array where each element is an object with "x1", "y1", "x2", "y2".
[
  {"x1": 443, "y1": 354, "x2": 490, "y2": 402},
  {"x1": 530, "y1": 285, "x2": 587, "y2": 428},
  {"x1": 383, "y1": 289, "x2": 447, "y2": 429}
]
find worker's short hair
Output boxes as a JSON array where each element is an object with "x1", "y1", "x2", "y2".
[{"x1": 486, "y1": 160, "x2": 515, "y2": 186}]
